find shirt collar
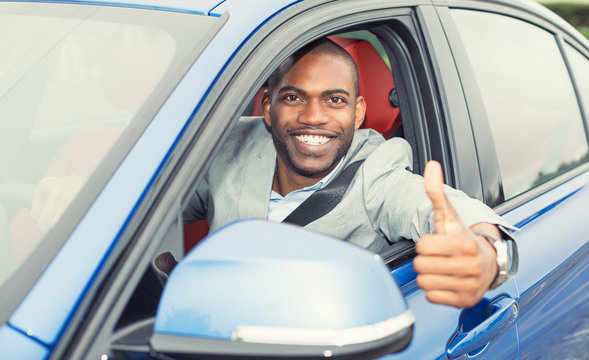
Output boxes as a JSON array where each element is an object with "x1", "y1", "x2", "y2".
[{"x1": 270, "y1": 156, "x2": 346, "y2": 200}]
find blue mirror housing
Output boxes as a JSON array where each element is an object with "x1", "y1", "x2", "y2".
[{"x1": 151, "y1": 220, "x2": 413, "y2": 359}]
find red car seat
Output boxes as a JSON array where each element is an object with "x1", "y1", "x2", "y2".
[{"x1": 329, "y1": 36, "x2": 401, "y2": 138}]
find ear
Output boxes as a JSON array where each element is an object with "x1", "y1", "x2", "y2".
[
  {"x1": 354, "y1": 95, "x2": 366, "y2": 130},
  {"x1": 262, "y1": 89, "x2": 272, "y2": 127}
]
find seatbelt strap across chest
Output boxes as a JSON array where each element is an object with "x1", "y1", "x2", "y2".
[{"x1": 282, "y1": 160, "x2": 364, "y2": 227}]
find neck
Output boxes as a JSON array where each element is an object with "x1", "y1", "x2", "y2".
[{"x1": 272, "y1": 159, "x2": 327, "y2": 196}]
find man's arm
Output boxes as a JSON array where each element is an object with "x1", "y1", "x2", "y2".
[
  {"x1": 182, "y1": 179, "x2": 210, "y2": 226},
  {"x1": 413, "y1": 161, "x2": 517, "y2": 308}
]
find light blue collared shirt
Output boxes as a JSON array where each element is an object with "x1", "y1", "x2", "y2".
[{"x1": 268, "y1": 157, "x2": 346, "y2": 222}]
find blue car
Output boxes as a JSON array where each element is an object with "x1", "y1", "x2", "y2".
[{"x1": 1, "y1": 0, "x2": 588, "y2": 358}]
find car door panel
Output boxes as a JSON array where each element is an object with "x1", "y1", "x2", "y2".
[
  {"x1": 502, "y1": 171, "x2": 589, "y2": 359},
  {"x1": 387, "y1": 264, "x2": 519, "y2": 359}
]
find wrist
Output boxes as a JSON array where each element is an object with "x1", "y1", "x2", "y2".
[{"x1": 475, "y1": 231, "x2": 510, "y2": 289}]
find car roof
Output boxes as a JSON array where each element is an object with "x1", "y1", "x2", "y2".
[
  {"x1": 434, "y1": 0, "x2": 587, "y2": 46},
  {"x1": 2, "y1": 0, "x2": 582, "y2": 38},
  {"x1": 10, "y1": 0, "x2": 301, "y2": 16},
  {"x1": 0, "y1": 0, "x2": 570, "y2": 13}
]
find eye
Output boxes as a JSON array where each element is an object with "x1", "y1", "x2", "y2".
[
  {"x1": 283, "y1": 94, "x2": 301, "y2": 102},
  {"x1": 327, "y1": 96, "x2": 346, "y2": 104}
]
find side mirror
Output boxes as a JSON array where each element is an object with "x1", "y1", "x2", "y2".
[{"x1": 151, "y1": 220, "x2": 413, "y2": 359}]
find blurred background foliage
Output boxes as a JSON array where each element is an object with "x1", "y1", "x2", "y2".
[{"x1": 541, "y1": 2, "x2": 589, "y2": 38}]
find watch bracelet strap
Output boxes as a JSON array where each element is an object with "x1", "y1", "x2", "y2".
[
  {"x1": 495, "y1": 225, "x2": 519, "y2": 286},
  {"x1": 474, "y1": 230, "x2": 517, "y2": 289}
]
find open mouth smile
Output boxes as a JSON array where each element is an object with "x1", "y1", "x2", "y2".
[{"x1": 294, "y1": 134, "x2": 332, "y2": 145}]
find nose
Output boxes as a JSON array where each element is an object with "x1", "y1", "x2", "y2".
[{"x1": 298, "y1": 99, "x2": 328, "y2": 126}]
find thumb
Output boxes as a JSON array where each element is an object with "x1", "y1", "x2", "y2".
[{"x1": 423, "y1": 161, "x2": 463, "y2": 235}]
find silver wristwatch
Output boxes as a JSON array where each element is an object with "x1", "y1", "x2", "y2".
[{"x1": 475, "y1": 231, "x2": 511, "y2": 289}]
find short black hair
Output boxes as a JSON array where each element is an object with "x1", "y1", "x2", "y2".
[{"x1": 267, "y1": 37, "x2": 360, "y2": 97}]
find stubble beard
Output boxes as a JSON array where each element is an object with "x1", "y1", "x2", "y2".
[{"x1": 271, "y1": 130, "x2": 353, "y2": 178}]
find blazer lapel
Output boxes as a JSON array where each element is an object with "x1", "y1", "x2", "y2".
[{"x1": 238, "y1": 137, "x2": 276, "y2": 219}]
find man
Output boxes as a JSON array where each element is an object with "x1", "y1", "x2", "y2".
[{"x1": 183, "y1": 38, "x2": 517, "y2": 308}]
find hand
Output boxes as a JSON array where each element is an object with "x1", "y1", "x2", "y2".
[
  {"x1": 413, "y1": 161, "x2": 499, "y2": 308},
  {"x1": 31, "y1": 175, "x2": 86, "y2": 234},
  {"x1": 154, "y1": 251, "x2": 178, "y2": 276}
]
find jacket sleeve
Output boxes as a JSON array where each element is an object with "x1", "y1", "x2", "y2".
[
  {"x1": 182, "y1": 178, "x2": 209, "y2": 226},
  {"x1": 361, "y1": 137, "x2": 517, "y2": 242}
]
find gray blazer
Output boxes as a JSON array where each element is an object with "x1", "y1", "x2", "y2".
[{"x1": 184, "y1": 117, "x2": 513, "y2": 253}]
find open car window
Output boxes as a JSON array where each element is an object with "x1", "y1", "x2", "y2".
[{"x1": 180, "y1": 29, "x2": 416, "y2": 268}]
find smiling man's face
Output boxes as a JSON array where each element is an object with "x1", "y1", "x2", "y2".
[{"x1": 263, "y1": 48, "x2": 365, "y2": 190}]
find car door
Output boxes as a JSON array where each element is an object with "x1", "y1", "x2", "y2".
[
  {"x1": 45, "y1": 0, "x2": 524, "y2": 359},
  {"x1": 437, "y1": 1, "x2": 589, "y2": 359}
]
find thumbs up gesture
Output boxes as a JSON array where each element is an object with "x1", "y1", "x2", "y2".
[{"x1": 413, "y1": 161, "x2": 501, "y2": 308}]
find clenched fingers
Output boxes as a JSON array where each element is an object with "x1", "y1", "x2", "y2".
[
  {"x1": 416, "y1": 273, "x2": 482, "y2": 292},
  {"x1": 413, "y1": 254, "x2": 484, "y2": 277}
]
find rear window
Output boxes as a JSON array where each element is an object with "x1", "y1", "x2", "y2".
[{"x1": 450, "y1": 9, "x2": 589, "y2": 200}]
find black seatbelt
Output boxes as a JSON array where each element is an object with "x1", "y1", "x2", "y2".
[{"x1": 282, "y1": 160, "x2": 364, "y2": 227}]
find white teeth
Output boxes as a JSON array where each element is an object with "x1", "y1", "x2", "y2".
[{"x1": 295, "y1": 134, "x2": 330, "y2": 145}]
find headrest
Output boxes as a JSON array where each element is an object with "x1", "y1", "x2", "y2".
[
  {"x1": 330, "y1": 37, "x2": 400, "y2": 138},
  {"x1": 250, "y1": 86, "x2": 266, "y2": 119}
]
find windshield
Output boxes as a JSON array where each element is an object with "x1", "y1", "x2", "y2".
[{"x1": 0, "y1": 2, "x2": 218, "y2": 286}]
